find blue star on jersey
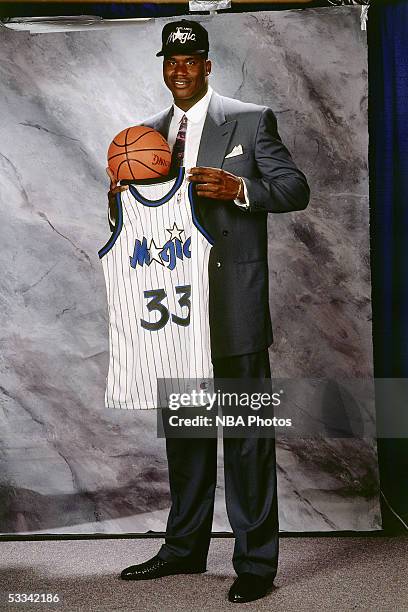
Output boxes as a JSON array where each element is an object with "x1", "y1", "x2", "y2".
[{"x1": 129, "y1": 223, "x2": 191, "y2": 271}]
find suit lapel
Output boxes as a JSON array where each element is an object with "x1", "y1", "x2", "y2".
[
  {"x1": 148, "y1": 107, "x2": 173, "y2": 139},
  {"x1": 149, "y1": 94, "x2": 235, "y2": 167},
  {"x1": 197, "y1": 92, "x2": 236, "y2": 168}
]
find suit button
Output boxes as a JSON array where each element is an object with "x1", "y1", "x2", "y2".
[
  {"x1": 216, "y1": 261, "x2": 222, "y2": 268},
  {"x1": 222, "y1": 230, "x2": 229, "y2": 236}
]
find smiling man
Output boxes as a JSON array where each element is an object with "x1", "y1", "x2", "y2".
[{"x1": 109, "y1": 19, "x2": 310, "y2": 604}]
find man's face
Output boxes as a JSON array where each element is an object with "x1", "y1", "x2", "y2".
[{"x1": 163, "y1": 54, "x2": 212, "y2": 107}]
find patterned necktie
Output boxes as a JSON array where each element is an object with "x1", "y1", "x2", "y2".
[{"x1": 170, "y1": 114, "x2": 187, "y2": 172}]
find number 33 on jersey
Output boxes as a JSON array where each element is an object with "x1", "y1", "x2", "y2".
[{"x1": 98, "y1": 167, "x2": 214, "y2": 410}]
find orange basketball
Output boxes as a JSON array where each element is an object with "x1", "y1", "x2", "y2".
[{"x1": 107, "y1": 126, "x2": 172, "y2": 181}]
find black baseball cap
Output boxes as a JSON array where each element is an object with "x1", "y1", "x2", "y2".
[{"x1": 156, "y1": 20, "x2": 209, "y2": 57}]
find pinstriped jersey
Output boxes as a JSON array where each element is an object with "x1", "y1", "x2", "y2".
[{"x1": 98, "y1": 167, "x2": 213, "y2": 409}]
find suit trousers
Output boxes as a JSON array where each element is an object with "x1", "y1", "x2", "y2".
[{"x1": 157, "y1": 350, "x2": 279, "y2": 579}]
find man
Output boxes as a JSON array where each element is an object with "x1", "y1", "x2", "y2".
[{"x1": 107, "y1": 20, "x2": 309, "y2": 603}]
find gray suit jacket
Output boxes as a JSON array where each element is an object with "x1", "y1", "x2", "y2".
[{"x1": 141, "y1": 91, "x2": 310, "y2": 358}]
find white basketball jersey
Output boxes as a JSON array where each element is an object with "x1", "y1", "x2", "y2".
[{"x1": 98, "y1": 167, "x2": 213, "y2": 409}]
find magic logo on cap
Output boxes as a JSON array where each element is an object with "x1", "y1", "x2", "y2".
[
  {"x1": 167, "y1": 27, "x2": 196, "y2": 46},
  {"x1": 156, "y1": 19, "x2": 209, "y2": 57}
]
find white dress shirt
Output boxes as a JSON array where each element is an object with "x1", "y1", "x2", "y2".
[{"x1": 167, "y1": 86, "x2": 249, "y2": 209}]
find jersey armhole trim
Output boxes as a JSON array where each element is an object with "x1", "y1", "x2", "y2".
[
  {"x1": 98, "y1": 192, "x2": 124, "y2": 259},
  {"x1": 188, "y1": 182, "x2": 215, "y2": 246}
]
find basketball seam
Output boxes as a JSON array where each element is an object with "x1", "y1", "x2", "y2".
[
  {"x1": 107, "y1": 148, "x2": 170, "y2": 162},
  {"x1": 109, "y1": 127, "x2": 170, "y2": 180},
  {"x1": 125, "y1": 128, "x2": 158, "y2": 146},
  {"x1": 128, "y1": 158, "x2": 167, "y2": 178},
  {"x1": 111, "y1": 127, "x2": 156, "y2": 147},
  {"x1": 116, "y1": 157, "x2": 166, "y2": 179}
]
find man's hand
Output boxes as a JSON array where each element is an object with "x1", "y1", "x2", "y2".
[
  {"x1": 106, "y1": 167, "x2": 129, "y2": 224},
  {"x1": 188, "y1": 167, "x2": 243, "y2": 201}
]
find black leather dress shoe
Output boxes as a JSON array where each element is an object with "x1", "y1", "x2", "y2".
[
  {"x1": 120, "y1": 554, "x2": 206, "y2": 581},
  {"x1": 228, "y1": 573, "x2": 274, "y2": 603}
]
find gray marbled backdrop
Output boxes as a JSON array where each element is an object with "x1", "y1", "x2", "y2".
[{"x1": 0, "y1": 7, "x2": 381, "y2": 534}]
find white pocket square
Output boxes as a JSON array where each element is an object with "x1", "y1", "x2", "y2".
[{"x1": 225, "y1": 144, "x2": 244, "y2": 159}]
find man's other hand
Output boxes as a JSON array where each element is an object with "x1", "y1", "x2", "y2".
[
  {"x1": 106, "y1": 167, "x2": 129, "y2": 224},
  {"x1": 188, "y1": 167, "x2": 243, "y2": 201}
]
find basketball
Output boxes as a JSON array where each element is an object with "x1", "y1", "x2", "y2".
[{"x1": 107, "y1": 126, "x2": 172, "y2": 181}]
